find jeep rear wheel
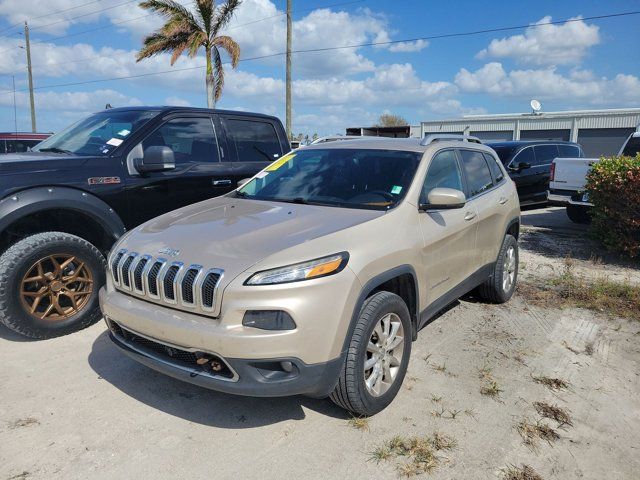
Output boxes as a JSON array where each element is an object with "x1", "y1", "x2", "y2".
[
  {"x1": 330, "y1": 291, "x2": 411, "y2": 416},
  {"x1": 477, "y1": 234, "x2": 518, "y2": 304},
  {"x1": 0, "y1": 232, "x2": 106, "y2": 339}
]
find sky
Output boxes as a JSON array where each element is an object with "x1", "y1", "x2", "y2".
[{"x1": 0, "y1": 0, "x2": 639, "y2": 136}]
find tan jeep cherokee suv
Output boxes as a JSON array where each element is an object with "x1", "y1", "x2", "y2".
[{"x1": 100, "y1": 135, "x2": 520, "y2": 416}]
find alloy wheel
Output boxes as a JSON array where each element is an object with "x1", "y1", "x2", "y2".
[
  {"x1": 502, "y1": 245, "x2": 517, "y2": 292},
  {"x1": 364, "y1": 312, "x2": 405, "y2": 397}
]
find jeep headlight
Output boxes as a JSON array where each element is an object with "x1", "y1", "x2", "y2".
[{"x1": 245, "y1": 252, "x2": 349, "y2": 285}]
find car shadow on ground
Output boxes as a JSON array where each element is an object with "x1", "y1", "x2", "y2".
[
  {"x1": 519, "y1": 207, "x2": 638, "y2": 269},
  {"x1": 88, "y1": 331, "x2": 350, "y2": 428}
]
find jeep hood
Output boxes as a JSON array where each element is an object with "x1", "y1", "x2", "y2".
[{"x1": 122, "y1": 196, "x2": 384, "y2": 281}]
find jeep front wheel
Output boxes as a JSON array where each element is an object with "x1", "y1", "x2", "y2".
[
  {"x1": 0, "y1": 232, "x2": 106, "y2": 339},
  {"x1": 330, "y1": 291, "x2": 411, "y2": 416}
]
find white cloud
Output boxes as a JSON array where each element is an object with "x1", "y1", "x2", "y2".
[
  {"x1": 388, "y1": 39, "x2": 429, "y2": 53},
  {"x1": 164, "y1": 96, "x2": 191, "y2": 107},
  {"x1": 455, "y1": 62, "x2": 640, "y2": 106},
  {"x1": 477, "y1": 16, "x2": 600, "y2": 66},
  {"x1": 0, "y1": 88, "x2": 142, "y2": 111}
]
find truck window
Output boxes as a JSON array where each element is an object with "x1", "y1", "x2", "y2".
[
  {"x1": 533, "y1": 145, "x2": 559, "y2": 165},
  {"x1": 225, "y1": 119, "x2": 282, "y2": 162},
  {"x1": 558, "y1": 145, "x2": 581, "y2": 158},
  {"x1": 622, "y1": 136, "x2": 640, "y2": 157},
  {"x1": 141, "y1": 117, "x2": 219, "y2": 165},
  {"x1": 459, "y1": 149, "x2": 494, "y2": 197}
]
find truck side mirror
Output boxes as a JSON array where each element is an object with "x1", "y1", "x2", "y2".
[{"x1": 134, "y1": 146, "x2": 176, "y2": 174}]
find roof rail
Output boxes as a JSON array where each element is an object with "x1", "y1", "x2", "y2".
[{"x1": 420, "y1": 134, "x2": 482, "y2": 146}]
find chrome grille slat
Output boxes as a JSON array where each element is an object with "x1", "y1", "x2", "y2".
[{"x1": 108, "y1": 250, "x2": 223, "y2": 313}]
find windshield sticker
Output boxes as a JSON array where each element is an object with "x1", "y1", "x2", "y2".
[
  {"x1": 391, "y1": 185, "x2": 403, "y2": 195},
  {"x1": 265, "y1": 153, "x2": 295, "y2": 172},
  {"x1": 255, "y1": 171, "x2": 269, "y2": 179},
  {"x1": 106, "y1": 138, "x2": 123, "y2": 147},
  {"x1": 117, "y1": 129, "x2": 131, "y2": 137}
]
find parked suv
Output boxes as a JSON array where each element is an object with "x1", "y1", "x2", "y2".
[
  {"x1": 100, "y1": 135, "x2": 520, "y2": 415},
  {"x1": 0, "y1": 106, "x2": 289, "y2": 339},
  {"x1": 486, "y1": 140, "x2": 584, "y2": 205}
]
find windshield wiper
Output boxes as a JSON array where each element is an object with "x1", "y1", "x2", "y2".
[{"x1": 37, "y1": 147, "x2": 73, "y2": 154}]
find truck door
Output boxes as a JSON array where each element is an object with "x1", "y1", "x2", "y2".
[
  {"x1": 123, "y1": 114, "x2": 236, "y2": 227},
  {"x1": 220, "y1": 115, "x2": 286, "y2": 183}
]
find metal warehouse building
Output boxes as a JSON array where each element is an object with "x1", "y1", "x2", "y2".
[{"x1": 417, "y1": 108, "x2": 640, "y2": 157}]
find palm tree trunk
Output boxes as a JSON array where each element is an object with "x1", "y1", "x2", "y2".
[{"x1": 206, "y1": 47, "x2": 215, "y2": 109}]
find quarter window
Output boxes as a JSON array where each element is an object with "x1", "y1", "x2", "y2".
[
  {"x1": 483, "y1": 153, "x2": 504, "y2": 183},
  {"x1": 420, "y1": 150, "x2": 463, "y2": 203},
  {"x1": 141, "y1": 117, "x2": 219, "y2": 165},
  {"x1": 460, "y1": 149, "x2": 494, "y2": 197},
  {"x1": 225, "y1": 119, "x2": 282, "y2": 162}
]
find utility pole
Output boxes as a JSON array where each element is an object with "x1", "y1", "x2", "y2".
[
  {"x1": 24, "y1": 21, "x2": 36, "y2": 133},
  {"x1": 285, "y1": 0, "x2": 292, "y2": 140}
]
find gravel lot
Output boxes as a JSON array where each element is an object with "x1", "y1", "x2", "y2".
[{"x1": 1, "y1": 206, "x2": 639, "y2": 480}]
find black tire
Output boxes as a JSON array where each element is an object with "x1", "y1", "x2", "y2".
[
  {"x1": 0, "y1": 232, "x2": 106, "y2": 339},
  {"x1": 330, "y1": 291, "x2": 412, "y2": 416},
  {"x1": 566, "y1": 204, "x2": 591, "y2": 224},
  {"x1": 477, "y1": 234, "x2": 518, "y2": 304}
]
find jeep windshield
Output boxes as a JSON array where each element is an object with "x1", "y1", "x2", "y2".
[
  {"x1": 236, "y1": 148, "x2": 421, "y2": 210},
  {"x1": 32, "y1": 110, "x2": 159, "y2": 156}
]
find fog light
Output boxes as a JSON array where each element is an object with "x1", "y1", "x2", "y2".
[{"x1": 242, "y1": 310, "x2": 296, "y2": 330}]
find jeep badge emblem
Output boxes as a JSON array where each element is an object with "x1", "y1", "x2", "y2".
[{"x1": 158, "y1": 247, "x2": 180, "y2": 257}]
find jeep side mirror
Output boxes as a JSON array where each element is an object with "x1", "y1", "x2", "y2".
[
  {"x1": 134, "y1": 146, "x2": 176, "y2": 174},
  {"x1": 419, "y1": 188, "x2": 466, "y2": 211}
]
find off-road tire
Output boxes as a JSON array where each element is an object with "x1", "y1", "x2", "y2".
[
  {"x1": 0, "y1": 232, "x2": 106, "y2": 339},
  {"x1": 477, "y1": 234, "x2": 518, "y2": 304},
  {"x1": 330, "y1": 291, "x2": 411, "y2": 416},
  {"x1": 566, "y1": 204, "x2": 591, "y2": 224}
]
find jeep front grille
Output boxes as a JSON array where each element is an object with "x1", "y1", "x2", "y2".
[{"x1": 109, "y1": 249, "x2": 223, "y2": 313}]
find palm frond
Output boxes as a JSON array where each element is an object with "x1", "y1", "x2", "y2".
[
  {"x1": 139, "y1": 0, "x2": 201, "y2": 31},
  {"x1": 212, "y1": 47, "x2": 225, "y2": 101},
  {"x1": 136, "y1": 31, "x2": 190, "y2": 61},
  {"x1": 212, "y1": 35, "x2": 240, "y2": 68},
  {"x1": 187, "y1": 31, "x2": 207, "y2": 57},
  {"x1": 211, "y1": 0, "x2": 241, "y2": 36},
  {"x1": 195, "y1": 0, "x2": 215, "y2": 35}
]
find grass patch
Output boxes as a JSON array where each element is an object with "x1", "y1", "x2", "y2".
[
  {"x1": 533, "y1": 402, "x2": 572, "y2": 427},
  {"x1": 348, "y1": 415, "x2": 369, "y2": 431},
  {"x1": 516, "y1": 418, "x2": 560, "y2": 450},
  {"x1": 518, "y1": 269, "x2": 640, "y2": 321},
  {"x1": 8, "y1": 417, "x2": 39, "y2": 429},
  {"x1": 502, "y1": 464, "x2": 544, "y2": 480},
  {"x1": 370, "y1": 433, "x2": 455, "y2": 477},
  {"x1": 480, "y1": 380, "x2": 503, "y2": 397},
  {"x1": 532, "y1": 375, "x2": 569, "y2": 391}
]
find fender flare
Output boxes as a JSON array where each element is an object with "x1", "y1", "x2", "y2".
[
  {"x1": 505, "y1": 217, "x2": 520, "y2": 238},
  {"x1": 341, "y1": 265, "x2": 420, "y2": 359},
  {"x1": 0, "y1": 186, "x2": 126, "y2": 243}
]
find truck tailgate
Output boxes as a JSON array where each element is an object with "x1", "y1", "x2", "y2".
[{"x1": 550, "y1": 158, "x2": 599, "y2": 191}]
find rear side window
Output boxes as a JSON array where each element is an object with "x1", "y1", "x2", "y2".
[
  {"x1": 533, "y1": 144, "x2": 559, "y2": 165},
  {"x1": 483, "y1": 153, "x2": 504, "y2": 183},
  {"x1": 420, "y1": 150, "x2": 463, "y2": 203},
  {"x1": 459, "y1": 149, "x2": 494, "y2": 197},
  {"x1": 226, "y1": 119, "x2": 282, "y2": 162},
  {"x1": 141, "y1": 117, "x2": 219, "y2": 165},
  {"x1": 622, "y1": 136, "x2": 640, "y2": 156},
  {"x1": 558, "y1": 144, "x2": 581, "y2": 158}
]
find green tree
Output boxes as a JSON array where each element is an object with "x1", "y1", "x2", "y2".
[
  {"x1": 136, "y1": 0, "x2": 242, "y2": 108},
  {"x1": 376, "y1": 113, "x2": 409, "y2": 127}
]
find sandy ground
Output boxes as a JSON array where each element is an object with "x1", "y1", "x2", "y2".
[{"x1": 1, "y1": 206, "x2": 639, "y2": 480}]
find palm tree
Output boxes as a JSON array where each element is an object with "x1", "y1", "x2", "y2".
[{"x1": 136, "y1": 0, "x2": 242, "y2": 108}]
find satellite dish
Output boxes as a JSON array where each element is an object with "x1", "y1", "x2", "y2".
[{"x1": 530, "y1": 99, "x2": 542, "y2": 113}]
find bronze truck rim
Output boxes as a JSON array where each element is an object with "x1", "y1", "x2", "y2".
[{"x1": 20, "y1": 254, "x2": 93, "y2": 321}]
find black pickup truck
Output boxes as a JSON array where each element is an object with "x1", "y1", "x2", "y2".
[{"x1": 0, "y1": 106, "x2": 289, "y2": 339}]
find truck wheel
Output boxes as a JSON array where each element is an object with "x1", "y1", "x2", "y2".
[
  {"x1": 566, "y1": 204, "x2": 591, "y2": 224},
  {"x1": 0, "y1": 232, "x2": 106, "y2": 339},
  {"x1": 330, "y1": 291, "x2": 411, "y2": 416},
  {"x1": 477, "y1": 234, "x2": 518, "y2": 304}
]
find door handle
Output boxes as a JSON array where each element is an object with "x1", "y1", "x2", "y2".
[
  {"x1": 498, "y1": 197, "x2": 509, "y2": 205},
  {"x1": 464, "y1": 211, "x2": 476, "y2": 221},
  {"x1": 212, "y1": 179, "x2": 232, "y2": 186}
]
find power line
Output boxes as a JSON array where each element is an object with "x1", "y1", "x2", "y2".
[{"x1": 3, "y1": 9, "x2": 639, "y2": 95}]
